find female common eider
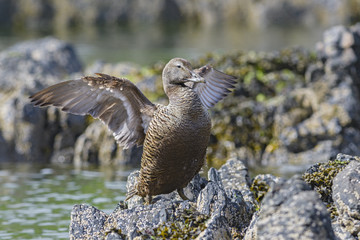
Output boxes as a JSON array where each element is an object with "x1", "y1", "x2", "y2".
[{"x1": 30, "y1": 58, "x2": 237, "y2": 203}]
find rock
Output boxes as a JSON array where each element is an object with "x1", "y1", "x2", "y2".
[
  {"x1": 218, "y1": 158, "x2": 257, "y2": 211},
  {"x1": 70, "y1": 159, "x2": 255, "y2": 239},
  {"x1": 0, "y1": 37, "x2": 83, "y2": 162},
  {"x1": 105, "y1": 231, "x2": 123, "y2": 240},
  {"x1": 317, "y1": 24, "x2": 360, "y2": 75},
  {"x1": 0, "y1": 37, "x2": 145, "y2": 166},
  {"x1": 84, "y1": 61, "x2": 140, "y2": 78},
  {"x1": 69, "y1": 154, "x2": 360, "y2": 239},
  {"x1": 70, "y1": 204, "x2": 108, "y2": 239},
  {"x1": 332, "y1": 160, "x2": 360, "y2": 239},
  {"x1": 250, "y1": 174, "x2": 283, "y2": 203},
  {"x1": 334, "y1": 152, "x2": 360, "y2": 162},
  {"x1": 303, "y1": 153, "x2": 357, "y2": 206},
  {"x1": 252, "y1": 23, "x2": 360, "y2": 167},
  {"x1": 340, "y1": 30, "x2": 355, "y2": 49},
  {"x1": 332, "y1": 221, "x2": 357, "y2": 240},
  {"x1": 197, "y1": 168, "x2": 250, "y2": 231},
  {"x1": 73, "y1": 121, "x2": 142, "y2": 167},
  {"x1": 196, "y1": 216, "x2": 231, "y2": 240},
  {"x1": 245, "y1": 176, "x2": 336, "y2": 240}
]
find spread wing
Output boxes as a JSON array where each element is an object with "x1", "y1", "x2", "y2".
[
  {"x1": 193, "y1": 65, "x2": 237, "y2": 109},
  {"x1": 30, "y1": 73, "x2": 156, "y2": 149}
]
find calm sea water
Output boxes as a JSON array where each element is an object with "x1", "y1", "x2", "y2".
[
  {"x1": 0, "y1": 24, "x2": 330, "y2": 66},
  {"x1": 0, "y1": 163, "x2": 132, "y2": 239},
  {"x1": 0, "y1": 23, "x2": 331, "y2": 239}
]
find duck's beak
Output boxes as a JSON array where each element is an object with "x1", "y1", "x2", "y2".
[{"x1": 186, "y1": 71, "x2": 205, "y2": 83}]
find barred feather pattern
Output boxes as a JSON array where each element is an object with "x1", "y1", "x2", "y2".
[{"x1": 136, "y1": 87, "x2": 211, "y2": 198}]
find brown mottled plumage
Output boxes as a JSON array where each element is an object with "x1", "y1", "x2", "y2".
[{"x1": 30, "y1": 58, "x2": 237, "y2": 204}]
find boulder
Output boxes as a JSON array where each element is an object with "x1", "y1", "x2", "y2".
[
  {"x1": 244, "y1": 176, "x2": 336, "y2": 240},
  {"x1": 332, "y1": 160, "x2": 360, "y2": 239},
  {"x1": 0, "y1": 37, "x2": 83, "y2": 162},
  {"x1": 68, "y1": 154, "x2": 360, "y2": 239},
  {"x1": 69, "y1": 158, "x2": 254, "y2": 239}
]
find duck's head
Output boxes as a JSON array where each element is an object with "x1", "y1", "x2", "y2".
[{"x1": 162, "y1": 58, "x2": 204, "y2": 95}]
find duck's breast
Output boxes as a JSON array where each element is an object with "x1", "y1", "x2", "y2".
[{"x1": 139, "y1": 104, "x2": 211, "y2": 195}]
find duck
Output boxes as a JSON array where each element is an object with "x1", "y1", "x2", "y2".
[{"x1": 30, "y1": 58, "x2": 237, "y2": 203}]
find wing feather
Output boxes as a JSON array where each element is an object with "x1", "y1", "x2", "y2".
[
  {"x1": 30, "y1": 73, "x2": 156, "y2": 148},
  {"x1": 193, "y1": 65, "x2": 237, "y2": 109}
]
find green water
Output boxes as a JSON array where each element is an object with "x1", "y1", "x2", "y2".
[
  {"x1": 0, "y1": 24, "x2": 329, "y2": 66},
  {"x1": 0, "y1": 163, "x2": 133, "y2": 239}
]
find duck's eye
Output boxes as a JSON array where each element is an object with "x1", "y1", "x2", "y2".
[{"x1": 177, "y1": 65, "x2": 181, "y2": 68}]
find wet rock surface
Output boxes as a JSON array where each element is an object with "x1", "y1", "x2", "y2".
[{"x1": 70, "y1": 153, "x2": 360, "y2": 239}]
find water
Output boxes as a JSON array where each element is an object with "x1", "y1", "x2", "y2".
[
  {"x1": 0, "y1": 24, "x2": 331, "y2": 66},
  {"x1": 0, "y1": 160, "x2": 313, "y2": 239},
  {"x1": 0, "y1": 163, "x2": 133, "y2": 239}
]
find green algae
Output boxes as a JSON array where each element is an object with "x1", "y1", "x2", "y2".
[
  {"x1": 151, "y1": 207, "x2": 208, "y2": 239},
  {"x1": 302, "y1": 160, "x2": 350, "y2": 218},
  {"x1": 189, "y1": 48, "x2": 317, "y2": 165},
  {"x1": 250, "y1": 178, "x2": 271, "y2": 204}
]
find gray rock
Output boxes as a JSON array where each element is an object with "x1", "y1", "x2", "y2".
[
  {"x1": 107, "y1": 198, "x2": 181, "y2": 237},
  {"x1": 0, "y1": 37, "x2": 83, "y2": 163},
  {"x1": 334, "y1": 153, "x2": 360, "y2": 162},
  {"x1": 196, "y1": 215, "x2": 231, "y2": 240},
  {"x1": 317, "y1": 24, "x2": 360, "y2": 75},
  {"x1": 245, "y1": 176, "x2": 336, "y2": 240},
  {"x1": 251, "y1": 174, "x2": 283, "y2": 203},
  {"x1": 262, "y1": 23, "x2": 360, "y2": 167},
  {"x1": 84, "y1": 61, "x2": 140, "y2": 78},
  {"x1": 340, "y1": 30, "x2": 355, "y2": 49},
  {"x1": 197, "y1": 168, "x2": 252, "y2": 237},
  {"x1": 332, "y1": 221, "x2": 357, "y2": 240},
  {"x1": 218, "y1": 157, "x2": 251, "y2": 191},
  {"x1": 332, "y1": 160, "x2": 360, "y2": 239},
  {"x1": 218, "y1": 158, "x2": 257, "y2": 214},
  {"x1": 73, "y1": 121, "x2": 142, "y2": 167},
  {"x1": 105, "y1": 231, "x2": 124, "y2": 240},
  {"x1": 69, "y1": 204, "x2": 108, "y2": 239},
  {"x1": 69, "y1": 154, "x2": 360, "y2": 239},
  {"x1": 105, "y1": 172, "x2": 212, "y2": 238},
  {"x1": 70, "y1": 160, "x2": 256, "y2": 239}
]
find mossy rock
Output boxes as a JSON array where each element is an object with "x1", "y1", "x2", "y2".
[
  {"x1": 134, "y1": 48, "x2": 318, "y2": 166},
  {"x1": 302, "y1": 159, "x2": 350, "y2": 218},
  {"x1": 150, "y1": 206, "x2": 208, "y2": 239},
  {"x1": 250, "y1": 174, "x2": 281, "y2": 207},
  {"x1": 251, "y1": 178, "x2": 270, "y2": 205}
]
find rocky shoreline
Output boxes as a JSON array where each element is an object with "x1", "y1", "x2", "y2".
[
  {"x1": 1, "y1": 23, "x2": 360, "y2": 168},
  {"x1": 69, "y1": 153, "x2": 360, "y2": 239},
  {"x1": 1, "y1": 22, "x2": 360, "y2": 239}
]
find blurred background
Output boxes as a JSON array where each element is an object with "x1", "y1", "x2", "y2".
[
  {"x1": 1, "y1": 0, "x2": 359, "y2": 65},
  {"x1": 0, "y1": 0, "x2": 360, "y2": 239}
]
